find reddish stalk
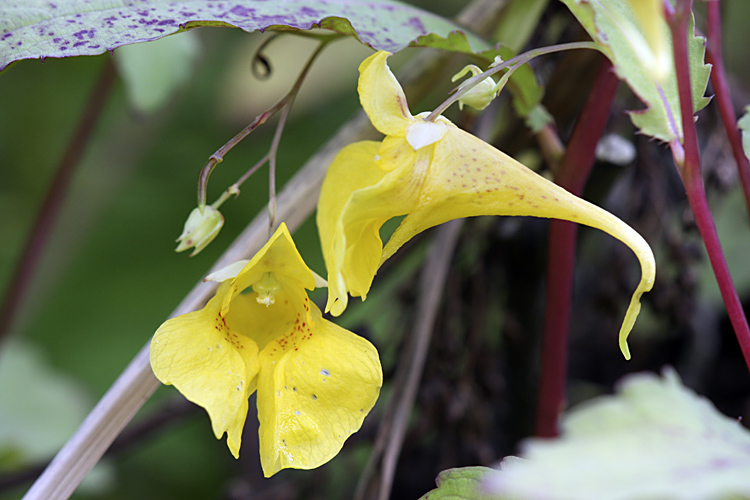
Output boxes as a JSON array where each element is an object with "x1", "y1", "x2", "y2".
[
  {"x1": 667, "y1": 0, "x2": 750, "y2": 372},
  {"x1": 705, "y1": 0, "x2": 750, "y2": 214},
  {"x1": 0, "y1": 58, "x2": 117, "y2": 346},
  {"x1": 535, "y1": 59, "x2": 619, "y2": 438}
]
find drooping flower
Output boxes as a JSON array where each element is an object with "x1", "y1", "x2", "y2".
[
  {"x1": 150, "y1": 223, "x2": 382, "y2": 476},
  {"x1": 316, "y1": 51, "x2": 655, "y2": 359}
]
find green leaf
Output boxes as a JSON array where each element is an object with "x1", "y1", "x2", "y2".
[
  {"x1": 561, "y1": 0, "x2": 711, "y2": 144},
  {"x1": 0, "y1": 340, "x2": 115, "y2": 492},
  {"x1": 485, "y1": 368, "x2": 750, "y2": 500},
  {"x1": 113, "y1": 30, "x2": 199, "y2": 113},
  {"x1": 0, "y1": 340, "x2": 93, "y2": 468},
  {"x1": 418, "y1": 466, "x2": 499, "y2": 500},
  {"x1": 0, "y1": 0, "x2": 488, "y2": 72},
  {"x1": 738, "y1": 106, "x2": 750, "y2": 163}
]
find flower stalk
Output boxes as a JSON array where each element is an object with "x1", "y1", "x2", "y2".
[
  {"x1": 705, "y1": 0, "x2": 750, "y2": 215},
  {"x1": 535, "y1": 58, "x2": 620, "y2": 438},
  {"x1": 666, "y1": 0, "x2": 750, "y2": 373},
  {"x1": 426, "y1": 41, "x2": 601, "y2": 121},
  {"x1": 196, "y1": 34, "x2": 340, "y2": 210}
]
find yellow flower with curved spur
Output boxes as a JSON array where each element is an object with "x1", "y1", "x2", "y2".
[
  {"x1": 150, "y1": 223, "x2": 382, "y2": 476},
  {"x1": 316, "y1": 50, "x2": 656, "y2": 359}
]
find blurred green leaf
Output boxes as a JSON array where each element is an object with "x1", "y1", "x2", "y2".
[
  {"x1": 0, "y1": 340, "x2": 114, "y2": 493},
  {"x1": 485, "y1": 368, "x2": 750, "y2": 500},
  {"x1": 114, "y1": 30, "x2": 200, "y2": 114},
  {"x1": 698, "y1": 181, "x2": 750, "y2": 305},
  {"x1": 0, "y1": 340, "x2": 92, "y2": 468},
  {"x1": 494, "y1": 0, "x2": 549, "y2": 52},
  {"x1": 418, "y1": 466, "x2": 497, "y2": 500},
  {"x1": 561, "y1": 0, "x2": 710, "y2": 144},
  {"x1": 0, "y1": 0, "x2": 488, "y2": 72}
]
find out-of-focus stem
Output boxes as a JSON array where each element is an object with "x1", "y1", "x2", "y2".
[
  {"x1": 667, "y1": 0, "x2": 750, "y2": 373},
  {"x1": 535, "y1": 58, "x2": 619, "y2": 438},
  {"x1": 0, "y1": 58, "x2": 117, "y2": 346},
  {"x1": 705, "y1": 0, "x2": 750, "y2": 214}
]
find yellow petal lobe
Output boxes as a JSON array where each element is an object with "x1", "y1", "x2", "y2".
[
  {"x1": 358, "y1": 51, "x2": 412, "y2": 136},
  {"x1": 256, "y1": 302, "x2": 382, "y2": 477},
  {"x1": 222, "y1": 223, "x2": 315, "y2": 314},
  {"x1": 318, "y1": 139, "x2": 429, "y2": 315},
  {"x1": 150, "y1": 281, "x2": 260, "y2": 457}
]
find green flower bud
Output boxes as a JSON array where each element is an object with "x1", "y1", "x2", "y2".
[
  {"x1": 175, "y1": 206, "x2": 224, "y2": 256},
  {"x1": 452, "y1": 64, "x2": 497, "y2": 111}
]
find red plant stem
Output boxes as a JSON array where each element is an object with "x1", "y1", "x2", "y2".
[
  {"x1": 535, "y1": 59, "x2": 619, "y2": 438},
  {"x1": 668, "y1": 0, "x2": 750, "y2": 372},
  {"x1": 705, "y1": 0, "x2": 750, "y2": 213},
  {"x1": 0, "y1": 58, "x2": 117, "y2": 345}
]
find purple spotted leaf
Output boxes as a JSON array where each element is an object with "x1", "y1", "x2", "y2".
[{"x1": 0, "y1": 0, "x2": 488, "y2": 72}]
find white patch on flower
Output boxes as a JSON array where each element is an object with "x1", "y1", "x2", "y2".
[
  {"x1": 406, "y1": 119, "x2": 446, "y2": 151},
  {"x1": 204, "y1": 260, "x2": 250, "y2": 282},
  {"x1": 320, "y1": 368, "x2": 330, "y2": 377}
]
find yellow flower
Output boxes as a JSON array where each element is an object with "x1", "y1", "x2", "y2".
[
  {"x1": 150, "y1": 223, "x2": 382, "y2": 476},
  {"x1": 316, "y1": 51, "x2": 655, "y2": 359}
]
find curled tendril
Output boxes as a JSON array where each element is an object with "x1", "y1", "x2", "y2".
[{"x1": 251, "y1": 33, "x2": 282, "y2": 80}]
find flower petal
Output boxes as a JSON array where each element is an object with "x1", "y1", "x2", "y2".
[
  {"x1": 358, "y1": 51, "x2": 412, "y2": 136},
  {"x1": 382, "y1": 125, "x2": 656, "y2": 358},
  {"x1": 317, "y1": 139, "x2": 425, "y2": 316},
  {"x1": 256, "y1": 302, "x2": 382, "y2": 477},
  {"x1": 204, "y1": 260, "x2": 250, "y2": 283},
  {"x1": 224, "y1": 286, "x2": 305, "y2": 353},
  {"x1": 318, "y1": 141, "x2": 385, "y2": 315},
  {"x1": 150, "y1": 282, "x2": 260, "y2": 457},
  {"x1": 223, "y1": 223, "x2": 315, "y2": 314}
]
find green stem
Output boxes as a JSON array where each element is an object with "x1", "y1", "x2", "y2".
[{"x1": 267, "y1": 81, "x2": 294, "y2": 235}]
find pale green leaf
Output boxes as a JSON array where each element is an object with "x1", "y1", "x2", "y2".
[
  {"x1": 738, "y1": 106, "x2": 750, "y2": 163},
  {"x1": 0, "y1": 340, "x2": 113, "y2": 493},
  {"x1": 561, "y1": 0, "x2": 711, "y2": 144},
  {"x1": 114, "y1": 30, "x2": 199, "y2": 113},
  {"x1": 0, "y1": 0, "x2": 488, "y2": 72},
  {"x1": 494, "y1": 0, "x2": 550, "y2": 53},
  {"x1": 485, "y1": 368, "x2": 750, "y2": 500},
  {"x1": 418, "y1": 466, "x2": 499, "y2": 500}
]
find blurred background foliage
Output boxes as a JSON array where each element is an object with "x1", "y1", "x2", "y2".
[{"x1": 1, "y1": 0, "x2": 750, "y2": 499}]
